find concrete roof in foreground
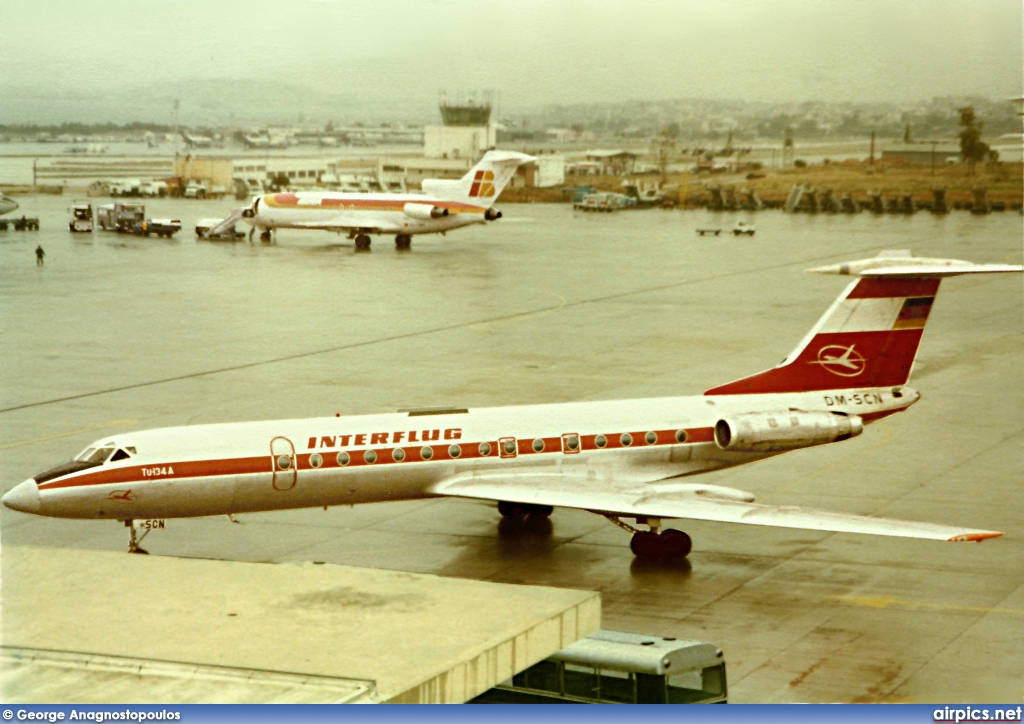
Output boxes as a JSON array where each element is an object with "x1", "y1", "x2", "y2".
[{"x1": 1, "y1": 546, "x2": 600, "y2": 703}]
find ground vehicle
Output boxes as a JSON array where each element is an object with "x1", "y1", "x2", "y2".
[
  {"x1": 732, "y1": 220, "x2": 756, "y2": 235},
  {"x1": 68, "y1": 202, "x2": 93, "y2": 232},
  {"x1": 574, "y1": 192, "x2": 635, "y2": 212},
  {"x1": 141, "y1": 219, "x2": 182, "y2": 237},
  {"x1": 96, "y1": 203, "x2": 179, "y2": 237},
  {"x1": 109, "y1": 180, "x2": 142, "y2": 197},
  {"x1": 470, "y1": 630, "x2": 727, "y2": 704},
  {"x1": 97, "y1": 202, "x2": 146, "y2": 233},
  {"x1": 195, "y1": 218, "x2": 245, "y2": 241},
  {"x1": 184, "y1": 181, "x2": 226, "y2": 199},
  {"x1": 139, "y1": 181, "x2": 168, "y2": 197}
]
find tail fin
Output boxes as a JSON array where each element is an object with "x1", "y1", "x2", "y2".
[
  {"x1": 705, "y1": 252, "x2": 1022, "y2": 396},
  {"x1": 422, "y1": 150, "x2": 536, "y2": 207}
]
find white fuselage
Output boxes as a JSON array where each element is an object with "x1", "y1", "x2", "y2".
[
  {"x1": 248, "y1": 191, "x2": 488, "y2": 236},
  {"x1": 25, "y1": 387, "x2": 916, "y2": 521}
]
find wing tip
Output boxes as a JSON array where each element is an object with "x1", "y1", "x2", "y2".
[{"x1": 948, "y1": 531, "x2": 1003, "y2": 542}]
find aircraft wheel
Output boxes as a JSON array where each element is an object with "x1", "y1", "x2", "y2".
[
  {"x1": 260, "y1": 230, "x2": 271, "y2": 243},
  {"x1": 660, "y1": 529, "x2": 692, "y2": 559},
  {"x1": 498, "y1": 501, "x2": 530, "y2": 518},
  {"x1": 355, "y1": 234, "x2": 371, "y2": 251},
  {"x1": 630, "y1": 531, "x2": 664, "y2": 562},
  {"x1": 395, "y1": 234, "x2": 411, "y2": 250},
  {"x1": 532, "y1": 504, "x2": 553, "y2": 518}
]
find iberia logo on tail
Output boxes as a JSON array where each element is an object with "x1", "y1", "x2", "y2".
[{"x1": 469, "y1": 170, "x2": 496, "y2": 198}]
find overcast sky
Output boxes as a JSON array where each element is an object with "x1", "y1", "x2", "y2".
[{"x1": 4, "y1": 0, "x2": 1021, "y2": 112}]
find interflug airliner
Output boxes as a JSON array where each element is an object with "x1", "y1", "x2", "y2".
[{"x1": 4, "y1": 251, "x2": 1019, "y2": 560}]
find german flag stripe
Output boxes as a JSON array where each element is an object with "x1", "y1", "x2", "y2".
[{"x1": 848, "y1": 278, "x2": 941, "y2": 299}]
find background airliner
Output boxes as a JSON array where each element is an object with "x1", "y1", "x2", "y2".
[
  {"x1": 0, "y1": 191, "x2": 19, "y2": 216},
  {"x1": 213, "y1": 150, "x2": 535, "y2": 250},
  {"x1": 4, "y1": 252, "x2": 1019, "y2": 560}
]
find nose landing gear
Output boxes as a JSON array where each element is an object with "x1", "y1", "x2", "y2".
[{"x1": 124, "y1": 519, "x2": 150, "y2": 555}]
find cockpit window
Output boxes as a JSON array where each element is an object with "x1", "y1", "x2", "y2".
[
  {"x1": 77, "y1": 447, "x2": 115, "y2": 464},
  {"x1": 35, "y1": 446, "x2": 131, "y2": 484}
]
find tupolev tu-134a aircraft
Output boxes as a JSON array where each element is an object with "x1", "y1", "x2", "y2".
[
  {"x1": 209, "y1": 150, "x2": 535, "y2": 250},
  {"x1": 4, "y1": 251, "x2": 1020, "y2": 560}
]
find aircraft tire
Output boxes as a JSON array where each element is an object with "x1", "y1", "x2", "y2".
[
  {"x1": 355, "y1": 234, "x2": 371, "y2": 251},
  {"x1": 630, "y1": 531, "x2": 664, "y2": 561},
  {"x1": 660, "y1": 529, "x2": 692, "y2": 559},
  {"x1": 497, "y1": 500, "x2": 530, "y2": 518},
  {"x1": 395, "y1": 234, "x2": 411, "y2": 250}
]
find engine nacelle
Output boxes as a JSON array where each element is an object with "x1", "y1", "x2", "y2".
[
  {"x1": 485, "y1": 207, "x2": 502, "y2": 221},
  {"x1": 403, "y1": 203, "x2": 448, "y2": 220},
  {"x1": 714, "y1": 410, "x2": 863, "y2": 453}
]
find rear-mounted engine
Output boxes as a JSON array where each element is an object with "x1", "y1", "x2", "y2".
[
  {"x1": 714, "y1": 410, "x2": 863, "y2": 452},
  {"x1": 403, "y1": 203, "x2": 449, "y2": 220}
]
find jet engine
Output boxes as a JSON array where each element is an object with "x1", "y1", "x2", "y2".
[
  {"x1": 485, "y1": 207, "x2": 502, "y2": 221},
  {"x1": 403, "y1": 203, "x2": 449, "y2": 220},
  {"x1": 714, "y1": 410, "x2": 863, "y2": 453}
]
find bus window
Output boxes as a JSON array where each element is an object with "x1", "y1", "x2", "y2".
[
  {"x1": 598, "y1": 668, "x2": 636, "y2": 703},
  {"x1": 636, "y1": 672, "x2": 667, "y2": 703},
  {"x1": 563, "y1": 663, "x2": 599, "y2": 700},
  {"x1": 667, "y1": 663, "x2": 727, "y2": 704}
]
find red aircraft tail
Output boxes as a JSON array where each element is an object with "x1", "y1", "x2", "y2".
[{"x1": 705, "y1": 255, "x2": 1021, "y2": 396}]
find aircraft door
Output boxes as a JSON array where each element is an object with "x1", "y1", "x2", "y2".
[
  {"x1": 499, "y1": 436, "x2": 518, "y2": 459},
  {"x1": 270, "y1": 436, "x2": 297, "y2": 491}
]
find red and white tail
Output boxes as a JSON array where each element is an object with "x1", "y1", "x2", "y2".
[
  {"x1": 421, "y1": 150, "x2": 536, "y2": 207},
  {"x1": 705, "y1": 253, "x2": 1022, "y2": 396}
]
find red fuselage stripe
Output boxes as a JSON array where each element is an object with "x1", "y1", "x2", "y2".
[{"x1": 38, "y1": 427, "x2": 716, "y2": 491}]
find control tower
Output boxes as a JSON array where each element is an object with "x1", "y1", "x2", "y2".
[
  {"x1": 425, "y1": 91, "x2": 497, "y2": 160},
  {"x1": 439, "y1": 91, "x2": 493, "y2": 127}
]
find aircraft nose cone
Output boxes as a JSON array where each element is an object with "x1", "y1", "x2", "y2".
[{"x1": 2, "y1": 479, "x2": 41, "y2": 514}]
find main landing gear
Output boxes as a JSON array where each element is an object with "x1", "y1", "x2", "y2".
[
  {"x1": 498, "y1": 500, "x2": 553, "y2": 519},
  {"x1": 603, "y1": 514, "x2": 692, "y2": 562},
  {"x1": 395, "y1": 234, "x2": 411, "y2": 250},
  {"x1": 259, "y1": 229, "x2": 272, "y2": 243},
  {"x1": 124, "y1": 519, "x2": 150, "y2": 555},
  {"x1": 354, "y1": 234, "x2": 371, "y2": 251}
]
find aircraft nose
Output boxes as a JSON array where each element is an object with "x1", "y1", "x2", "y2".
[{"x1": 2, "y1": 479, "x2": 41, "y2": 514}]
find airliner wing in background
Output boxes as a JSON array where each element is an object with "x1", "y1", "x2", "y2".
[{"x1": 430, "y1": 473, "x2": 1002, "y2": 542}]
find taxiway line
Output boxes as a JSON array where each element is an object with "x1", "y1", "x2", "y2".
[{"x1": 0, "y1": 247, "x2": 879, "y2": 415}]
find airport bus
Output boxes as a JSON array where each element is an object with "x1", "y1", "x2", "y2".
[{"x1": 470, "y1": 630, "x2": 727, "y2": 704}]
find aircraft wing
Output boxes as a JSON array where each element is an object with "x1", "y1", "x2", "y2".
[{"x1": 430, "y1": 472, "x2": 1002, "y2": 542}]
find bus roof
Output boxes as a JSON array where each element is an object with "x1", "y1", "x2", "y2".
[{"x1": 549, "y1": 630, "x2": 723, "y2": 675}]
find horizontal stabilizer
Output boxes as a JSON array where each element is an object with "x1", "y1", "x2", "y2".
[
  {"x1": 807, "y1": 250, "x2": 1023, "y2": 277},
  {"x1": 861, "y1": 264, "x2": 1024, "y2": 278}
]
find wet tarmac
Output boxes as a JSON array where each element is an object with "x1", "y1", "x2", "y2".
[{"x1": 1, "y1": 196, "x2": 1021, "y2": 702}]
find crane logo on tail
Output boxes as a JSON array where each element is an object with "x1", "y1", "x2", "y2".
[
  {"x1": 811, "y1": 344, "x2": 867, "y2": 377},
  {"x1": 469, "y1": 170, "x2": 496, "y2": 198}
]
